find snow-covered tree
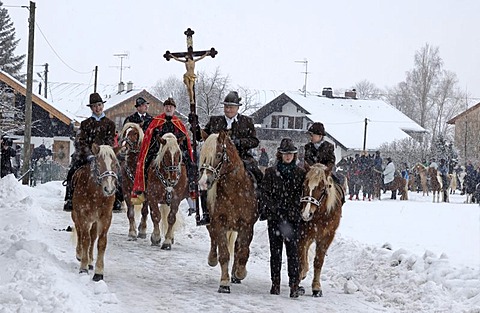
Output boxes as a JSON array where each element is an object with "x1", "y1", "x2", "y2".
[{"x1": 0, "y1": 2, "x2": 25, "y2": 81}]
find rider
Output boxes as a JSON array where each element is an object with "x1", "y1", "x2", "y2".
[
  {"x1": 63, "y1": 93, "x2": 117, "y2": 212},
  {"x1": 123, "y1": 96, "x2": 153, "y2": 133},
  {"x1": 190, "y1": 91, "x2": 263, "y2": 226},
  {"x1": 131, "y1": 97, "x2": 195, "y2": 203}
]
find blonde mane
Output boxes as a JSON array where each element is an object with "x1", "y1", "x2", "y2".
[
  {"x1": 306, "y1": 164, "x2": 339, "y2": 213},
  {"x1": 199, "y1": 133, "x2": 219, "y2": 167},
  {"x1": 154, "y1": 133, "x2": 181, "y2": 165},
  {"x1": 121, "y1": 122, "x2": 144, "y2": 144}
]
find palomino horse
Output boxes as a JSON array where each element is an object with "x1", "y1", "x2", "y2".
[
  {"x1": 71, "y1": 144, "x2": 120, "y2": 281},
  {"x1": 119, "y1": 123, "x2": 149, "y2": 240},
  {"x1": 143, "y1": 133, "x2": 187, "y2": 250},
  {"x1": 298, "y1": 164, "x2": 343, "y2": 297},
  {"x1": 198, "y1": 131, "x2": 257, "y2": 293},
  {"x1": 427, "y1": 167, "x2": 444, "y2": 202},
  {"x1": 413, "y1": 163, "x2": 429, "y2": 196}
]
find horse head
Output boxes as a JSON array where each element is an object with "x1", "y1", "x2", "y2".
[
  {"x1": 300, "y1": 163, "x2": 338, "y2": 221},
  {"x1": 91, "y1": 144, "x2": 119, "y2": 197},
  {"x1": 198, "y1": 131, "x2": 238, "y2": 191},
  {"x1": 154, "y1": 133, "x2": 183, "y2": 190},
  {"x1": 120, "y1": 122, "x2": 143, "y2": 154}
]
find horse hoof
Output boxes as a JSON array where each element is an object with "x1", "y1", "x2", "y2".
[
  {"x1": 88, "y1": 265, "x2": 94, "y2": 271},
  {"x1": 312, "y1": 290, "x2": 323, "y2": 297},
  {"x1": 161, "y1": 243, "x2": 171, "y2": 250},
  {"x1": 218, "y1": 285, "x2": 231, "y2": 293},
  {"x1": 298, "y1": 286, "x2": 305, "y2": 296},
  {"x1": 137, "y1": 233, "x2": 146, "y2": 239},
  {"x1": 127, "y1": 236, "x2": 137, "y2": 241},
  {"x1": 231, "y1": 275, "x2": 242, "y2": 284},
  {"x1": 79, "y1": 268, "x2": 88, "y2": 274},
  {"x1": 92, "y1": 274, "x2": 103, "y2": 281}
]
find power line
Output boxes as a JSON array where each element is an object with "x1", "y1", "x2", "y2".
[{"x1": 34, "y1": 21, "x2": 92, "y2": 75}]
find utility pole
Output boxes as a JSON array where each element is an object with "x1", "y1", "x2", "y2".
[
  {"x1": 22, "y1": 1, "x2": 35, "y2": 185},
  {"x1": 295, "y1": 59, "x2": 309, "y2": 97},
  {"x1": 43, "y1": 63, "x2": 48, "y2": 98},
  {"x1": 113, "y1": 53, "x2": 129, "y2": 84},
  {"x1": 363, "y1": 118, "x2": 368, "y2": 152}
]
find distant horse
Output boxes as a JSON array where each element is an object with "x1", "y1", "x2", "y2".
[
  {"x1": 198, "y1": 131, "x2": 257, "y2": 293},
  {"x1": 372, "y1": 168, "x2": 383, "y2": 200},
  {"x1": 298, "y1": 164, "x2": 343, "y2": 297},
  {"x1": 143, "y1": 133, "x2": 187, "y2": 250},
  {"x1": 413, "y1": 163, "x2": 428, "y2": 196},
  {"x1": 427, "y1": 167, "x2": 443, "y2": 203},
  {"x1": 383, "y1": 173, "x2": 408, "y2": 200},
  {"x1": 448, "y1": 173, "x2": 457, "y2": 194},
  {"x1": 71, "y1": 144, "x2": 120, "y2": 281},
  {"x1": 119, "y1": 123, "x2": 148, "y2": 240}
]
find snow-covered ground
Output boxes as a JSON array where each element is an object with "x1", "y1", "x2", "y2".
[{"x1": 0, "y1": 174, "x2": 479, "y2": 313}]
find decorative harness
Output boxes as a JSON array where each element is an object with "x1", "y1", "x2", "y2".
[
  {"x1": 90, "y1": 156, "x2": 118, "y2": 186},
  {"x1": 199, "y1": 142, "x2": 229, "y2": 183},
  {"x1": 121, "y1": 134, "x2": 141, "y2": 182},
  {"x1": 300, "y1": 186, "x2": 328, "y2": 207},
  {"x1": 154, "y1": 148, "x2": 182, "y2": 205}
]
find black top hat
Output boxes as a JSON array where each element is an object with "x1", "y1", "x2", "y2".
[
  {"x1": 308, "y1": 122, "x2": 326, "y2": 136},
  {"x1": 163, "y1": 97, "x2": 176, "y2": 107},
  {"x1": 277, "y1": 138, "x2": 298, "y2": 154},
  {"x1": 135, "y1": 97, "x2": 149, "y2": 107},
  {"x1": 221, "y1": 91, "x2": 242, "y2": 106},
  {"x1": 88, "y1": 93, "x2": 106, "y2": 106}
]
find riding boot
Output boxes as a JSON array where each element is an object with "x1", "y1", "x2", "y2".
[
  {"x1": 270, "y1": 277, "x2": 280, "y2": 295},
  {"x1": 113, "y1": 184, "x2": 124, "y2": 212},
  {"x1": 63, "y1": 180, "x2": 73, "y2": 212},
  {"x1": 197, "y1": 191, "x2": 210, "y2": 226}
]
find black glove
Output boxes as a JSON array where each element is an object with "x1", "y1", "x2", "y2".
[{"x1": 188, "y1": 113, "x2": 198, "y2": 125}]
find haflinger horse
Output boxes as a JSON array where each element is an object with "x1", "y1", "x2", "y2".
[
  {"x1": 298, "y1": 163, "x2": 343, "y2": 297},
  {"x1": 119, "y1": 122, "x2": 148, "y2": 240},
  {"x1": 71, "y1": 144, "x2": 120, "y2": 281},
  {"x1": 413, "y1": 163, "x2": 429, "y2": 196},
  {"x1": 144, "y1": 132, "x2": 187, "y2": 250},
  {"x1": 383, "y1": 174, "x2": 408, "y2": 200},
  {"x1": 427, "y1": 167, "x2": 444, "y2": 203},
  {"x1": 198, "y1": 131, "x2": 257, "y2": 293}
]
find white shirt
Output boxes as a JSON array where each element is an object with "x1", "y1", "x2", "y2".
[{"x1": 225, "y1": 115, "x2": 238, "y2": 130}]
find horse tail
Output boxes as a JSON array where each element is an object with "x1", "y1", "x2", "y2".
[{"x1": 226, "y1": 231, "x2": 238, "y2": 257}]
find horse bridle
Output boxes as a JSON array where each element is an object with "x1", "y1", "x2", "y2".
[
  {"x1": 199, "y1": 142, "x2": 228, "y2": 183},
  {"x1": 154, "y1": 153, "x2": 182, "y2": 205},
  {"x1": 90, "y1": 157, "x2": 118, "y2": 186},
  {"x1": 300, "y1": 187, "x2": 327, "y2": 207},
  {"x1": 120, "y1": 129, "x2": 141, "y2": 182}
]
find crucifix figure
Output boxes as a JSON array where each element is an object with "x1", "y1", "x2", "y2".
[{"x1": 164, "y1": 28, "x2": 217, "y2": 106}]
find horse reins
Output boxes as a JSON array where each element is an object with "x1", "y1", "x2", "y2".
[{"x1": 154, "y1": 154, "x2": 182, "y2": 205}]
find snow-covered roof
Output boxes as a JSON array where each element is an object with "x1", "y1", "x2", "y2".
[{"x1": 285, "y1": 92, "x2": 426, "y2": 150}]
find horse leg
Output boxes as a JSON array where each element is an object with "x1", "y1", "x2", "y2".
[
  {"x1": 298, "y1": 236, "x2": 313, "y2": 281},
  {"x1": 217, "y1": 232, "x2": 231, "y2": 293},
  {"x1": 88, "y1": 222, "x2": 98, "y2": 271},
  {"x1": 126, "y1": 197, "x2": 137, "y2": 240},
  {"x1": 93, "y1": 217, "x2": 112, "y2": 282},
  {"x1": 150, "y1": 201, "x2": 162, "y2": 246},
  {"x1": 161, "y1": 204, "x2": 175, "y2": 250},
  {"x1": 207, "y1": 226, "x2": 218, "y2": 267},
  {"x1": 78, "y1": 221, "x2": 92, "y2": 274},
  {"x1": 232, "y1": 228, "x2": 252, "y2": 282},
  {"x1": 312, "y1": 237, "x2": 332, "y2": 297},
  {"x1": 137, "y1": 201, "x2": 149, "y2": 239}
]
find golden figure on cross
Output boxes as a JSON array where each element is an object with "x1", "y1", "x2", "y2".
[{"x1": 164, "y1": 28, "x2": 218, "y2": 105}]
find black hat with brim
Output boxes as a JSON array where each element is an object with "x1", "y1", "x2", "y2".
[{"x1": 87, "y1": 93, "x2": 106, "y2": 106}]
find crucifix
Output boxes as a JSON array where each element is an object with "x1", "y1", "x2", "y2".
[{"x1": 164, "y1": 28, "x2": 217, "y2": 225}]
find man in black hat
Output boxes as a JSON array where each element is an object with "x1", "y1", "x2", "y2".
[
  {"x1": 63, "y1": 92, "x2": 118, "y2": 212},
  {"x1": 190, "y1": 91, "x2": 263, "y2": 225},
  {"x1": 304, "y1": 122, "x2": 336, "y2": 169},
  {"x1": 123, "y1": 96, "x2": 153, "y2": 132}
]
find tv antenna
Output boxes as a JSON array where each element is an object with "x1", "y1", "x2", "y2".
[
  {"x1": 112, "y1": 52, "x2": 130, "y2": 84},
  {"x1": 295, "y1": 59, "x2": 309, "y2": 97}
]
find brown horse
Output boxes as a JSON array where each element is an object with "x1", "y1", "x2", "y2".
[
  {"x1": 298, "y1": 164, "x2": 343, "y2": 297},
  {"x1": 413, "y1": 163, "x2": 429, "y2": 196},
  {"x1": 372, "y1": 168, "x2": 383, "y2": 200},
  {"x1": 119, "y1": 123, "x2": 149, "y2": 240},
  {"x1": 427, "y1": 167, "x2": 444, "y2": 202},
  {"x1": 143, "y1": 133, "x2": 187, "y2": 250},
  {"x1": 71, "y1": 144, "x2": 120, "y2": 281},
  {"x1": 383, "y1": 174, "x2": 408, "y2": 200},
  {"x1": 198, "y1": 131, "x2": 257, "y2": 293}
]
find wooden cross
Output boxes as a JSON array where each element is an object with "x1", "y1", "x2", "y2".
[{"x1": 164, "y1": 28, "x2": 217, "y2": 226}]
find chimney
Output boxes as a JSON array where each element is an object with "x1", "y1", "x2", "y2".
[
  {"x1": 322, "y1": 87, "x2": 333, "y2": 98},
  {"x1": 345, "y1": 89, "x2": 357, "y2": 99},
  {"x1": 118, "y1": 81, "x2": 125, "y2": 94},
  {"x1": 126, "y1": 81, "x2": 133, "y2": 92}
]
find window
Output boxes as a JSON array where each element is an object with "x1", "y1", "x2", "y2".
[{"x1": 271, "y1": 116, "x2": 279, "y2": 128}]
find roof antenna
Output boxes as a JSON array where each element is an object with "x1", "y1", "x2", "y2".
[{"x1": 295, "y1": 59, "x2": 309, "y2": 97}]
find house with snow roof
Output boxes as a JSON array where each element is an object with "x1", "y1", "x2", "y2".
[
  {"x1": 250, "y1": 90, "x2": 427, "y2": 162},
  {"x1": 447, "y1": 102, "x2": 480, "y2": 164}
]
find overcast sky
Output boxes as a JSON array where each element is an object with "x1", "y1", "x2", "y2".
[{"x1": 5, "y1": 0, "x2": 480, "y2": 103}]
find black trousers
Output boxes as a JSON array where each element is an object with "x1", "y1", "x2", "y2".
[{"x1": 267, "y1": 219, "x2": 300, "y2": 287}]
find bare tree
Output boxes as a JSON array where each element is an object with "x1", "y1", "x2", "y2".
[
  {"x1": 353, "y1": 80, "x2": 383, "y2": 100},
  {"x1": 195, "y1": 67, "x2": 230, "y2": 124},
  {"x1": 0, "y1": 84, "x2": 24, "y2": 136},
  {"x1": 236, "y1": 86, "x2": 264, "y2": 116},
  {"x1": 150, "y1": 75, "x2": 190, "y2": 115}
]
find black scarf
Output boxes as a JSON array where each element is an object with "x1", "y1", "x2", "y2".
[{"x1": 276, "y1": 161, "x2": 296, "y2": 179}]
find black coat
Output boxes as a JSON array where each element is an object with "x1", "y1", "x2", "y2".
[
  {"x1": 262, "y1": 162, "x2": 306, "y2": 224},
  {"x1": 202, "y1": 114, "x2": 259, "y2": 160},
  {"x1": 1, "y1": 146, "x2": 16, "y2": 178},
  {"x1": 74, "y1": 116, "x2": 116, "y2": 162},
  {"x1": 304, "y1": 141, "x2": 336, "y2": 170},
  {"x1": 123, "y1": 112, "x2": 153, "y2": 133}
]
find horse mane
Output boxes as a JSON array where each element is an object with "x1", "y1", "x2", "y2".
[
  {"x1": 154, "y1": 133, "x2": 180, "y2": 165},
  {"x1": 98, "y1": 145, "x2": 117, "y2": 161},
  {"x1": 199, "y1": 133, "x2": 219, "y2": 167},
  {"x1": 120, "y1": 122, "x2": 144, "y2": 144},
  {"x1": 306, "y1": 164, "x2": 339, "y2": 213}
]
